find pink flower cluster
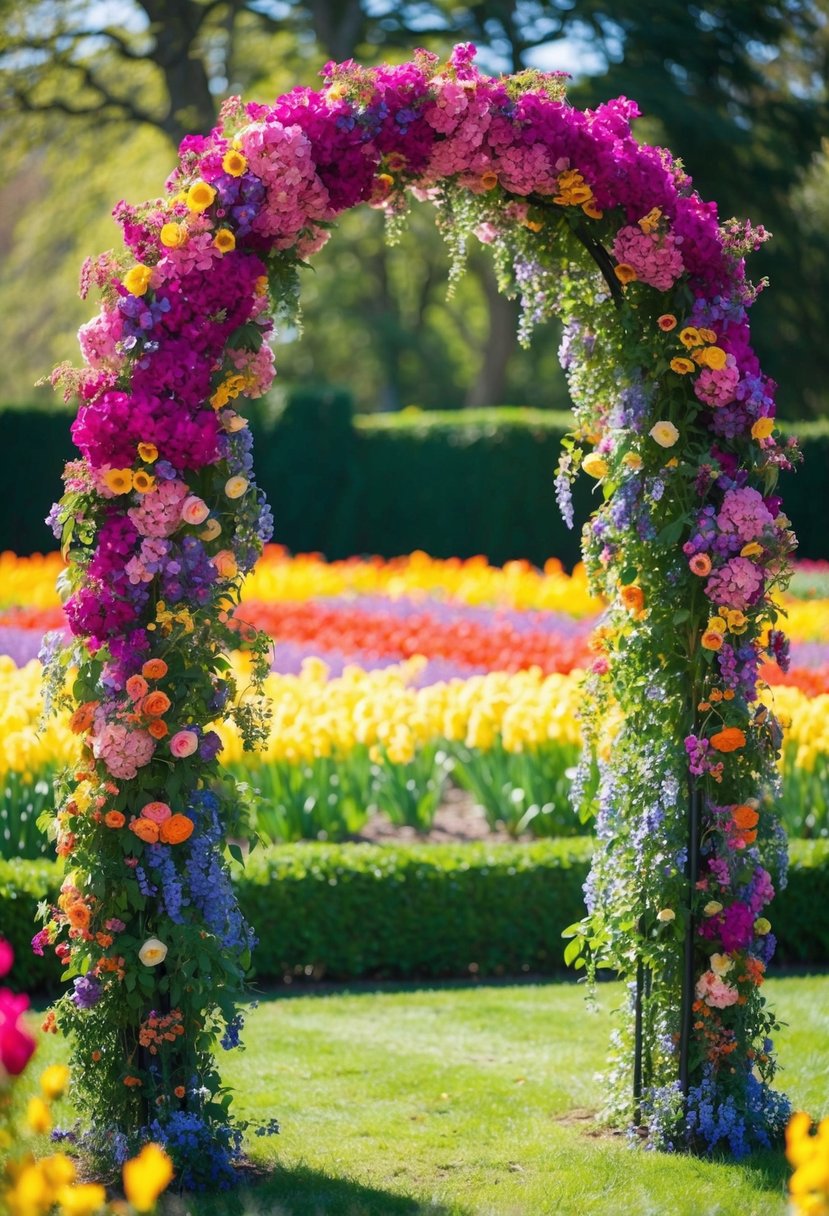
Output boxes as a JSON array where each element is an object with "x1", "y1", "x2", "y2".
[
  {"x1": 91, "y1": 720, "x2": 155, "y2": 779},
  {"x1": 705, "y1": 556, "x2": 764, "y2": 611},
  {"x1": 695, "y1": 970, "x2": 739, "y2": 1009},
  {"x1": 694, "y1": 363, "x2": 740, "y2": 408},
  {"x1": 612, "y1": 225, "x2": 684, "y2": 291},
  {"x1": 128, "y1": 480, "x2": 190, "y2": 538},
  {"x1": 717, "y1": 487, "x2": 774, "y2": 544}
]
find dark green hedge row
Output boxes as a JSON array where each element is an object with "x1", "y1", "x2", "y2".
[
  {"x1": 3, "y1": 396, "x2": 826, "y2": 565},
  {"x1": 4, "y1": 839, "x2": 828, "y2": 993}
]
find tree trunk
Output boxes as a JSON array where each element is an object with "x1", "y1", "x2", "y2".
[
  {"x1": 306, "y1": 0, "x2": 366, "y2": 62},
  {"x1": 465, "y1": 264, "x2": 520, "y2": 408},
  {"x1": 138, "y1": 0, "x2": 218, "y2": 143}
]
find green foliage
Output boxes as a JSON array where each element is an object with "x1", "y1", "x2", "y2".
[{"x1": 7, "y1": 838, "x2": 829, "y2": 992}]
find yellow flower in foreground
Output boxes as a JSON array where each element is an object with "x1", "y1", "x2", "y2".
[
  {"x1": 222, "y1": 149, "x2": 247, "y2": 176},
  {"x1": 582, "y1": 452, "x2": 609, "y2": 479},
  {"x1": 706, "y1": 616, "x2": 727, "y2": 635},
  {"x1": 137, "y1": 442, "x2": 159, "y2": 463},
  {"x1": 56, "y1": 1182, "x2": 107, "y2": 1216},
  {"x1": 159, "y1": 222, "x2": 188, "y2": 249},
  {"x1": 123, "y1": 1143, "x2": 174, "y2": 1212},
  {"x1": 27, "y1": 1095, "x2": 52, "y2": 1134},
  {"x1": 752, "y1": 417, "x2": 775, "y2": 440},
  {"x1": 649, "y1": 420, "x2": 679, "y2": 448},
  {"x1": 40, "y1": 1063, "x2": 70, "y2": 1100},
  {"x1": 213, "y1": 228, "x2": 236, "y2": 254},
  {"x1": 103, "y1": 468, "x2": 134, "y2": 495},
  {"x1": 185, "y1": 180, "x2": 216, "y2": 212},
  {"x1": 123, "y1": 264, "x2": 153, "y2": 296},
  {"x1": 132, "y1": 471, "x2": 156, "y2": 495},
  {"x1": 40, "y1": 1153, "x2": 76, "y2": 1189}
]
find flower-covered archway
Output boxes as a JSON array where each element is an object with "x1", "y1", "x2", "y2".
[{"x1": 41, "y1": 43, "x2": 795, "y2": 1177}]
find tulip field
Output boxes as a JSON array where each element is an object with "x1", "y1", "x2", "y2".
[{"x1": 2, "y1": 546, "x2": 829, "y2": 857}]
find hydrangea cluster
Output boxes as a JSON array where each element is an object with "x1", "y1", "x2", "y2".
[{"x1": 41, "y1": 42, "x2": 795, "y2": 1171}]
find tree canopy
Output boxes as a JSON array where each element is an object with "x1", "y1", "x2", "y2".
[{"x1": 1, "y1": 0, "x2": 827, "y2": 415}]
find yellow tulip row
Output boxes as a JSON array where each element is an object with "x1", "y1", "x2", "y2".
[{"x1": 3, "y1": 652, "x2": 827, "y2": 785}]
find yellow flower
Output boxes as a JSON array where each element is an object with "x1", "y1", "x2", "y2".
[
  {"x1": 56, "y1": 1182, "x2": 107, "y2": 1216},
  {"x1": 159, "y1": 222, "x2": 188, "y2": 249},
  {"x1": 137, "y1": 442, "x2": 159, "y2": 463},
  {"x1": 27, "y1": 1096, "x2": 52, "y2": 1134},
  {"x1": 40, "y1": 1153, "x2": 76, "y2": 1190},
  {"x1": 185, "y1": 180, "x2": 216, "y2": 212},
  {"x1": 754, "y1": 917, "x2": 772, "y2": 935},
  {"x1": 222, "y1": 149, "x2": 247, "y2": 176},
  {"x1": 706, "y1": 616, "x2": 728, "y2": 635},
  {"x1": 102, "y1": 468, "x2": 134, "y2": 495},
  {"x1": 670, "y1": 357, "x2": 696, "y2": 375},
  {"x1": 740, "y1": 542, "x2": 763, "y2": 559},
  {"x1": 621, "y1": 452, "x2": 643, "y2": 470},
  {"x1": 224, "y1": 476, "x2": 249, "y2": 499},
  {"x1": 213, "y1": 228, "x2": 236, "y2": 254},
  {"x1": 123, "y1": 265, "x2": 153, "y2": 296},
  {"x1": 679, "y1": 326, "x2": 702, "y2": 348},
  {"x1": 703, "y1": 901, "x2": 723, "y2": 917},
  {"x1": 752, "y1": 417, "x2": 775, "y2": 440},
  {"x1": 698, "y1": 345, "x2": 727, "y2": 370},
  {"x1": 638, "y1": 207, "x2": 662, "y2": 233},
  {"x1": 726, "y1": 609, "x2": 749, "y2": 633},
  {"x1": 40, "y1": 1063, "x2": 70, "y2": 1100},
  {"x1": 664, "y1": 457, "x2": 679, "y2": 468},
  {"x1": 199, "y1": 518, "x2": 222, "y2": 541},
  {"x1": 709, "y1": 953, "x2": 734, "y2": 976},
  {"x1": 649, "y1": 420, "x2": 679, "y2": 448},
  {"x1": 581, "y1": 201, "x2": 603, "y2": 219},
  {"x1": 138, "y1": 937, "x2": 168, "y2": 967},
  {"x1": 656, "y1": 908, "x2": 675, "y2": 922},
  {"x1": 698, "y1": 328, "x2": 718, "y2": 344},
  {"x1": 582, "y1": 453, "x2": 609, "y2": 479},
  {"x1": 613, "y1": 263, "x2": 638, "y2": 285},
  {"x1": 123, "y1": 1143, "x2": 174, "y2": 1212},
  {"x1": 132, "y1": 471, "x2": 156, "y2": 495}
]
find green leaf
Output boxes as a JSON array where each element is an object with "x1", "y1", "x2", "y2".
[
  {"x1": 228, "y1": 843, "x2": 245, "y2": 867},
  {"x1": 563, "y1": 938, "x2": 583, "y2": 966}
]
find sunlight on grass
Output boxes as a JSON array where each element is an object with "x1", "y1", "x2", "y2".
[{"x1": 23, "y1": 974, "x2": 829, "y2": 1215}]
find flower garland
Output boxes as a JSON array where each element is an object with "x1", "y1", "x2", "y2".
[{"x1": 41, "y1": 42, "x2": 795, "y2": 1171}]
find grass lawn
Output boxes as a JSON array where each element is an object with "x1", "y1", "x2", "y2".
[{"x1": 26, "y1": 973, "x2": 829, "y2": 1216}]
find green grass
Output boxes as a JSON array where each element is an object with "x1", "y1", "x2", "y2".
[{"x1": 25, "y1": 974, "x2": 829, "y2": 1215}]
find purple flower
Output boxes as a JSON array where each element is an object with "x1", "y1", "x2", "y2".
[{"x1": 71, "y1": 973, "x2": 103, "y2": 1009}]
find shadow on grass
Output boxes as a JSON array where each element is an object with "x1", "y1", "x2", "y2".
[{"x1": 161, "y1": 1162, "x2": 464, "y2": 1216}]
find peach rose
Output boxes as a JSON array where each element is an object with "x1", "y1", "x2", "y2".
[
  {"x1": 148, "y1": 719, "x2": 169, "y2": 740},
  {"x1": 181, "y1": 495, "x2": 210, "y2": 526},
  {"x1": 142, "y1": 691, "x2": 171, "y2": 718},
  {"x1": 212, "y1": 550, "x2": 238, "y2": 579},
  {"x1": 126, "y1": 675, "x2": 149, "y2": 702},
  {"x1": 104, "y1": 811, "x2": 126, "y2": 829},
  {"x1": 142, "y1": 659, "x2": 168, "y2": 680}
]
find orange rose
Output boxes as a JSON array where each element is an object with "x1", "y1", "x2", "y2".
[
  {"x1": 66, "y1": 902, "x2": 90, "y2": 931},
  {"x1": 104, "y1": 811, "x2": 126, "y2": 829},
  {"x1": 69, "y1": 701, "x2": 99, "y2": 734},
  {"x1": 174, "y1": 1085, "x2": 186, "y2": 1099},
  {"x1": 701, "y1": 630, "x2": 724, "y2": 652},
  {"x1": 732, "y1": 804, "x2": 759, "y2": 830},
  {"x1": 148, "y1": 719, "x2": 169, "y2": 740},
  {"x1": 710, "y1": 727, "x2": 747, "y2": 753},
  {"x1": 143, "y1": 691, "x2": 171, "y2": 718},
  {"x1": 126, "y1": 675, "x2": 149, "y2": 702},
  {"x1": 620, "y1": 585, "x2": 645, "y2": 615},
  {"x1": 142, "y1": 658, "x2": 168, "y2": 680},
  {"x1": 159, "y1": 814, "x2": 194, "y2": 845},
  {"x1": 129, "y1": 817, "x2": 160, "y2": 844}
]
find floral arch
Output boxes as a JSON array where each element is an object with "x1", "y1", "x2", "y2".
[{"x1": 41, "y1": 43, "x2": 796, "y2": 1178}]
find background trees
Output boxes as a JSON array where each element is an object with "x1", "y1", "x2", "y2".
[{"x1": 1, "y1": 0, "x2": 826, "y2": 415}]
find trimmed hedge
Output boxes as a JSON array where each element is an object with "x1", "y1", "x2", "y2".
[
  {"x1": 4, "y1": 838, "x2": 828, "y2": 992},
  {"x1": 3, "y1": 397, "x2": 827, "y2": 565}
]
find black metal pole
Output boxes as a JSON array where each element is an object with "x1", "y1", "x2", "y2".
[
  {"x1": 678, "y1": 779, "x2": 701, "y2": 1094},
  {"x1": 633, "y1": 953, "x2": 645, "y2": 1124}
]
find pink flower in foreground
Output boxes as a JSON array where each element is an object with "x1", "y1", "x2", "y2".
[
  {"x1": 695, "y1": 971, "x2": 739, "y2": 1009},
  {"x1": 141, "y1": 800, "x2": 172, "y2": 823},
  {"x1": 91, "y1": 723, "x2": 155, "y2": 779},
  {"x1": 705, "y1": 557, "x2": 764, "y2": 612}
]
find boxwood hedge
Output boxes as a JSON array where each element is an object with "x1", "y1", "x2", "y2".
[{"x1": 4, "y1": 838, "x2": 828, "y2": 992}]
